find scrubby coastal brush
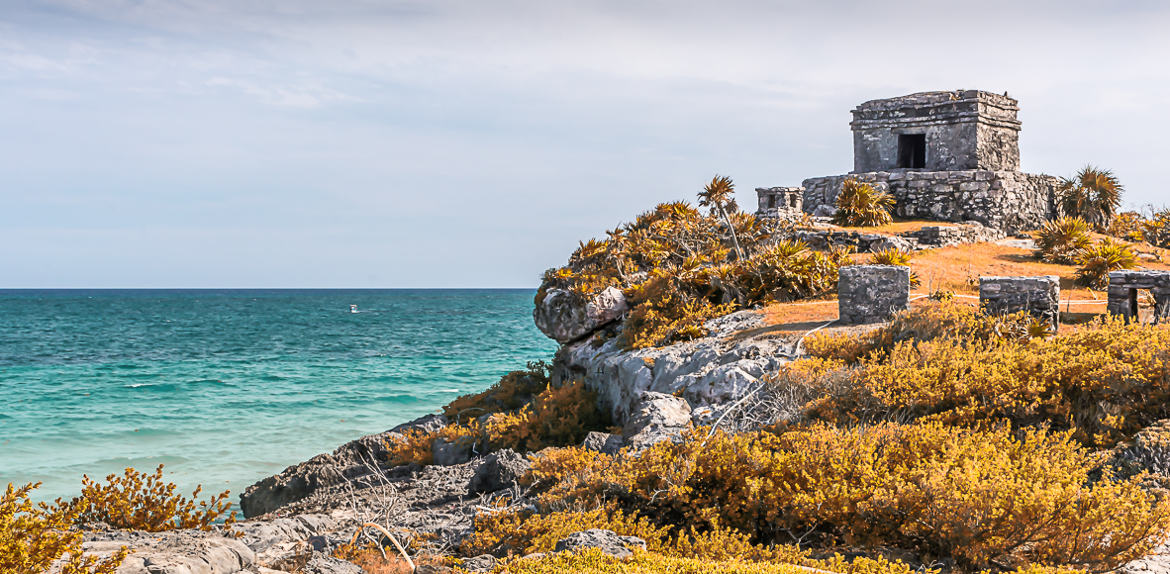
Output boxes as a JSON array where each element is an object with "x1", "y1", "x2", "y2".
[
  {"x1": 468, "y1": 422, "x2": 1168, "y2": 573},
  {"x1": 387, "y1": 380, "x2": 610, "y2": 466},
  {"x1": 60, "y1": 464, "x2": 235, "y2": 532},
  {"x1": 801, "y1": 302, "x2": 1170, "y2": 446},
  {"x1": 1, "y1": 482, "x2": 128, "y2": 574},
  {"x1": 538, "y1": 179, "x2": 852, "y2": 349}
]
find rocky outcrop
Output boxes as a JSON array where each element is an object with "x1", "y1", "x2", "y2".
[
  {"x1": 82, "y1": 527, "x2": 256, "y2": 574},
  {"x1": 581, "y1": 431, "x2": 624, "y2": 455},
  {"x1": 553, "y1": 529, "x2": 647, "y2": 559},
  {"x1": 240, "y1": 414, "x2": 448, "y2": 518},
  {"x1": 622, "y1": 392, "x2": 692, "y2": 451},
  {"x1": 553, "y1": 310, "x2": 792, "y2": 425},
  {"x1": 533, "y1": 287, "x2": 628, "y2": 344},
  {"x1": 468, "y1": 449, "x2": 530, "y2": 494}
]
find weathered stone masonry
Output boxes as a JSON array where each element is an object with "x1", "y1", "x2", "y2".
[
  {"x1": 838, "y1": 265, "x2": 910, "y2": 324},
  {"x1": 755, "y1": 187, "x2": 803, "y2": 219},
  {"x1": 979, "y1": 276, "x2": 1060, "y2": 331},
  {"x1": 802, "y1": 170, "x2": 1059, "y2": 233},
  {"x1": 760, "y1": 90, "x2": 1060, "y2": 234},
  {"x1": 1108, "y1": 271, "x2": 1170, "y2": 324}
]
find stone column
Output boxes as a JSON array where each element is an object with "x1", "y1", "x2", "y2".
[
  {"x1": 838, "y1": 265, "x2": 911, "y2": 324},
  {"x1": 979, "y1": 275, "x2": 1060, "y2": 331}
]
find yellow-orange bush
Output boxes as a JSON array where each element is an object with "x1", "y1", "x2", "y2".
[
  {"x1": 802, "y1": 301, "x2": 1035, "y2": 363},
  {"x1": 808, "y1": 317, "x2": 1170, "y2": 445},
  {"x1": 479, "y1": 548, "x2": 923, "y2": 574},
  {"x1": 442, "y1": 361, "x2": 551, "y2": 424},
  {"x1": 62, "y1": 464, "x2": 235, "y2": 532},
  {"x1": 512, "y1": 423, "x2": 1168, "y2": 572},
  {"x1": 537, "y1": 196, "x2": 852, "y2": 350},
  {"x1": 463, "y1": 504, "x2": 670, "y2": 557},
  {"x1": 2, "y1": 482, "x2": 127, "y2": 574},
  {"x1": 387, "y1": 381, "x2": 610, "y2": 466}
]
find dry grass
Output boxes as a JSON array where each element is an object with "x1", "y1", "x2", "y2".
[
  {"x1": 830, "y1": 219, "x2": 949, "y2": 235},
  {"x1": 753, "y1": 238, "x2": 1170, "y2": 335},
  {"x1": 910, "y1": 241, "x2": 1169, "y2": 299}
]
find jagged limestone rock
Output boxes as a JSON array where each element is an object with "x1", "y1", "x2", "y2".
[{"x1": 533, "y1": 287, "x2": 627, "y2": 343}]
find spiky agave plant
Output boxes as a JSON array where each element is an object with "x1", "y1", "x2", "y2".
[
  {"x1": 1057, "y1": 165, "x2": 1124, "y2": 230},
  {"x1": 1036, "y1": 217, "x2": 1093, "y2": 264},
  {"x1": 698, "y1": 175, "x2": 744, "y2": 260},
  {"x1": 833, "y1": 179, "x2": 894, "y2": 227},
  {"x1": 1075, "y1": 238, "x2": 1139, "y2": 289},
  {"x1": 869, "y1": 247, "x2": 919, "y2": 286}
]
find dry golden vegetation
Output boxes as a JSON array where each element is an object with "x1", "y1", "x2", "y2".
[
  {"x1": 479, "y1": 547, "x2": 927, "y2": 574},
  {"x1": 799, "y1": 302, "x2": 1170, "y2": 446},
  {"x1": 469, "y1": 421, "x2": 1167, "y2": 573},
  {"x1": 2, "y1": 482, "x2": 128, "y2": 574},
  {"x1": 387, "y1": 379, "x2": 610, "y2": 466},
  {"x1": 458, "y1": 302, "x2": 1170, "y2": 574},
  {"x1": 538, "y1": 184, "x2": 853, "y2": 349},
  {"x1": 61, "y1": 464, "x2": 235, "y2": 532},
  {"x1": 3, "y1": 466, "x2": 233, "y2": 573}
]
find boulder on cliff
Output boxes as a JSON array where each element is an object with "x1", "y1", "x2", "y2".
[
  {"x1": 622, "y1": 391, "x2": 693, "y2": 451},
  {"x1": 533, "y1": 286, "x2": 627, "y2": 344},
  {"x1": 468, "y1": 449, "x2": 531, "y2": 494}
]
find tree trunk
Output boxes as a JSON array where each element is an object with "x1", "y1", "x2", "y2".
[{"x1": 718, "y1": 205, "x2": 745, "y2": 261}]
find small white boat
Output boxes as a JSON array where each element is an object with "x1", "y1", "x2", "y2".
[{"x1": 349, "y1": 304, "x2": 359, "y2": 314}]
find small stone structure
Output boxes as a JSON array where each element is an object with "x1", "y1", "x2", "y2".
[
  {"x1": 979, "y1": 276, "x2": 1060, "y2": 330},
  {"x1": 755, "y1": 187, "x2": 803, "y2": 219},
  {"x1": 759, "y1": 90, "x2": 1060, "y2": 234},
  {"x1": 1107, "y1": 270, "x2": 1170, "y2": 323},
  {"x1": 838, "y1": 265, "x2": 910, "y2": 324}
]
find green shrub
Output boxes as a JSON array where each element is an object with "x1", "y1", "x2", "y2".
[
  {"x1": 1036, "y1": 217, "x2": 1093, "y2": 264},
  {"x1": 1075, "y1": 238, "x2": 1138, "y2": 289},
  {"x1": 833, "y1": 179, "x2": 894, "y2": 227}
]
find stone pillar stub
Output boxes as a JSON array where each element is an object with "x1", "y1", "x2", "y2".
[
  {"x1": 838, "y1": 265, "x2": 910, "y2": 324},
  {"x1": 1107, "y1": 270, "x2": 1170, "y2": 324},
  {"x1": 979, "y1": 275, "x2": 1060, "y2": 330}
]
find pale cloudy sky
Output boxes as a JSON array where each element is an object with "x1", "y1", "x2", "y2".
[{"x1": 1, "y1": 0, "x2": 1167, "y2": 287}]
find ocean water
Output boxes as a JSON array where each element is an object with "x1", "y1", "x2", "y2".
[{"x1": 0, "y1": 289, "x2": 556, "y2": 504}]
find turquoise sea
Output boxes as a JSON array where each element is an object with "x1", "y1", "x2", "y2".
[{"x1": 0, "y1": 289, "x2": 556, "y2": 504}]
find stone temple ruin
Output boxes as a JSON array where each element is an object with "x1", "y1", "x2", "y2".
[{"x1": 759, "y1": 90, "x2": 1060, "y2": 234}]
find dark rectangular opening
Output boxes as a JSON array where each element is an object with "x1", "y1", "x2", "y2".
[
  {"x1": 897, "y1": 133, "x2": 926, "y2": 169},
  {"x1": 1129, "y1": 288, "x2": 1140, "y2": 320}
]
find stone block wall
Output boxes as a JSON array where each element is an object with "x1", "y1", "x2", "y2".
[
  {"x1": 838, "y1": 265, "x2": 910, "y2": 324},
  {"x1": 801, "y1": 170, "x2": 1058, "y2": 233},
  {"x1": 1107, "y1": 271, "x2": 1170, "y2": 323},
  {"x1": 851, "y1": 90, "x2": 1021, "y2": 172},
  {"x1": 755, "y1": 187, "x2": 804, "y2": 219},
  {"x1": 979, "y1": 276, "x2": 1060, "y2": 330}
]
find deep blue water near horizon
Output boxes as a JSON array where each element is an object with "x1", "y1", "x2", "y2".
[{"x1": 0, "y1": 289, "x2": 557, "y2": 504}]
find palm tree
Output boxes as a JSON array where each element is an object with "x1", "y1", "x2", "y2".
[
  {"x1": 697, "y1": 175, "x2": 744, "y2": 260},
  {"x1": 1057, "y1": 165, "x2": 1124, "y2": 230}
]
